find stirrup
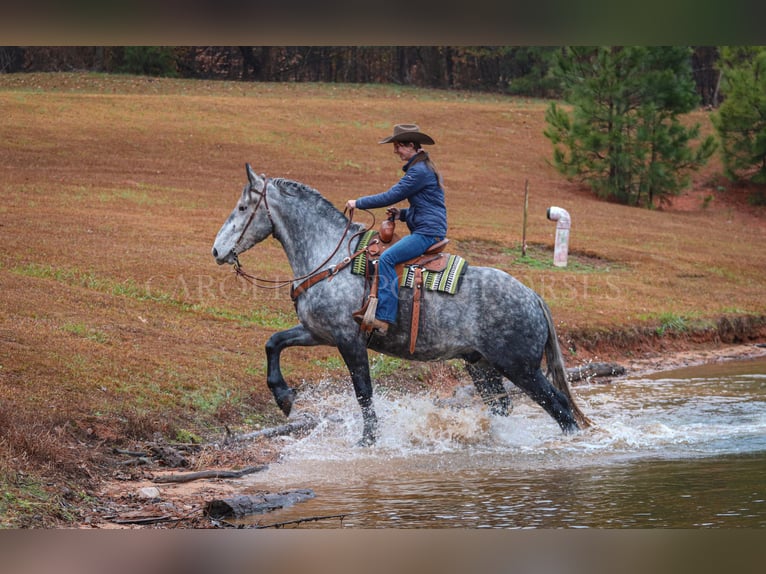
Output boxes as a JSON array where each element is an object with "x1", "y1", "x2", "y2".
[{"x1": 353, "y1": 313, "x2": 389, "y2": 335}]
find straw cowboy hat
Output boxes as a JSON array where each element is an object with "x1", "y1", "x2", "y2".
[{"x1": 378, "y1": 124, "x2": 436, "y2": 145}]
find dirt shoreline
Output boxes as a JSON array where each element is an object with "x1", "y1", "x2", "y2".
[
  {"x1": 84, "y1": 341, "x2": 766, "y2": 529},
  {"x1": 618, "y1": 342, "x2": 766, "y2": 377}
]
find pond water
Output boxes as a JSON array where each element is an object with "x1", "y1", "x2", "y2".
[{"x1": 236, "y1": 357, "x2": 766, "y2": 528}]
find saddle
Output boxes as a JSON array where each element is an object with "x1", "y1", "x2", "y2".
[
  {"x1": 354, "y1": 216, "x2": 451, "y2": 353},
  {"x1": 289, "y1": 215, "x2": 463, "y2": 353}
]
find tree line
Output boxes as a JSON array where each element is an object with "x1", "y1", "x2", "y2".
[{"x1": 0, "y1": 46, "x2": 722, "y2": 106}]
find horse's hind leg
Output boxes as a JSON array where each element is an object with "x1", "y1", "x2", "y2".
[
  {"x1": 496, "y1": 362, "x2": 579, "y2": 433},
  {"x1": 465, "y1": 359, "x2": 511, "y2": 416},
  {"x1": 265, "y1": 325, "x2": 323, "y2": 416},
  {"x1": 523, "y1": 368, "x2": 578, "y2": 433}
]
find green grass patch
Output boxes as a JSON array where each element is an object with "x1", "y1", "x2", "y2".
[
  {"x1": 61, "y1": 322, "x2": 108, "y2": 344},
  {"x1": 186, "y1": 386, "x2": 237, "y2": 415},
  {"x1": 370, "y1": 354, "x2": 405, "y2": 378},
  {"x1": 313, "y1": 356, "x2": 345, "y2": 372},
  {"x1": 0, "y1": 474, "x2": 74, "y2": 527},
  {"x1": 506, "y1": 244, "x2": 612, "y2": 273},
  {"x1": 174, "y1": 428, "x2": 203, "y2": 444},
  {"x1": 194, "y1": 304, "x2": 295, "y2": 330},
  {"x1": 638, "y1": 311, "x2": 718, "y2": 337},
  {"x1": 653, "y1": 312, "x2": 689, "y2": 336}
]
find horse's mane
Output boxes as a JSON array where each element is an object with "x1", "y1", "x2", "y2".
[{"x1": 272, "y1": 177, "x2": 348, "y2": 226}]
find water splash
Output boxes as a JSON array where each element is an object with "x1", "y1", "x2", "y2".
[
  {"x1": 274, "y1": 363, "x2": 766, "y2": 467},
  {"x1": 239, "y1": 361, "x2": 766, "y2": 528}
]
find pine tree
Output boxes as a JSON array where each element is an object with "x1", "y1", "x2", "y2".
[
  {"x1": 711, "y1": 46, "x2": 766, "y2": 185},
  {"x1": 544, "y1": 46, "x2": 717, "y2": 207}
]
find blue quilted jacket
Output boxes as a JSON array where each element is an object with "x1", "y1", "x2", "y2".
[{"x1": 355, "y1": 153, "x2": 447, "y2": 238}]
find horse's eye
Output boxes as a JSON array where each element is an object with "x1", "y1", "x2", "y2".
[{"x1": 238, "y1": 205, "x2": 248, "y2": 212}]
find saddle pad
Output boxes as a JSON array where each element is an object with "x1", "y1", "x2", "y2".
[
  {"x1": 351, "y1": 230, "x2": 468, "y2": 295},
  {"x1": 351, "y1": 230, "x2": 377, "y2": 275},
  {"x1": 400, "y1": 254, "x2": 467, "y2": 295}
]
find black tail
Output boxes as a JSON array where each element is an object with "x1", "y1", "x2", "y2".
[{"x1": 537, "y1": 297, "x2": 593, "y2": 429}]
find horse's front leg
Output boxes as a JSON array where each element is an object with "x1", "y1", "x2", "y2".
[
  {"x1": 337, "y1": 337, "x2": 377, "y2": 446},
  {"x1": 265, "y1": 324, "x2": 323, "y2": 416}
]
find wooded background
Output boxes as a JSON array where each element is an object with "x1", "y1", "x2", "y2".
[{"x1": 0, "y1": 46, "x2": 724, "y2": 106}]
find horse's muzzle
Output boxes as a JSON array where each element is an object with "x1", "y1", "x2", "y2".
[{"x1": 212, "y1": 247, "x2": 236, "y2": 265}]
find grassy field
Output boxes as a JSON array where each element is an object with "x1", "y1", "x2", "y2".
[{"x1": 1, "y1": 73, "x2": 764, "y2": 526}]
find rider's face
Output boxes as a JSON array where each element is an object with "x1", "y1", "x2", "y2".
[{"x1": 393, "y1": 141, "x2": 418, "y2": 162}]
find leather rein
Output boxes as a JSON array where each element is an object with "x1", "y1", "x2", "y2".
[{"x1": 231, "y1": 177, "x2": 370, "y2": 300}]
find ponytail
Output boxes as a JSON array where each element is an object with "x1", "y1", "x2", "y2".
[{"x1": 409, "y1": 148, "x2": 443, "y2": 187}]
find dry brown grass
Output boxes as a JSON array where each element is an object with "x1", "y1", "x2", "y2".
[{"x1": 1, "y1": 73, "x2": 764, "y2": 525}]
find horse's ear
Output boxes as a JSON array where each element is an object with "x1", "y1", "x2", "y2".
[{"x1": 245, "y1": 163, "x2": 265, "y2": 192}]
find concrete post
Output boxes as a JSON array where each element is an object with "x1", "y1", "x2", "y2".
[{"x1": 546, "y1": 206, "x2": 571, "y2": 267}]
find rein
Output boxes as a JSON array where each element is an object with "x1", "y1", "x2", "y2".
[{"x1": 231, "y1": 178, "x2": 369, "y2": 297}]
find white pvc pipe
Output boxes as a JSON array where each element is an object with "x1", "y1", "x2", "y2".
[{"x1": 546, "y1": 206, "x2": 571, "y2": 267}]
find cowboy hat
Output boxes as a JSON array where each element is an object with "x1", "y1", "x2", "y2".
[{"x1": 378, "y1": 124, "x2": 435, "y2": 145}]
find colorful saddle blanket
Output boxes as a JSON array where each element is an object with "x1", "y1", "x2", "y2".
[{"x1": 351, "y1": 230, "x2": 468, "y2": 295}]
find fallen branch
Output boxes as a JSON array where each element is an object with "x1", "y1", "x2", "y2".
[
  {"x1": 153, "y1": 465, "x2": 267, "y2": 484},
  {"x1": 567, "y1": 362, "x2": 626, "y2": 382},
  {"x1": 120, "y1": 456, "x2": 153, "y2": 467},
  {"x1": 224, "y1": 415, "x2": 318, "y2": 444},
  {"x1": 205, "y1": 489, "x2": 315, "y2": 518},
  {"x1": 113, "y1": 448, "x2": 148, "y2": 458},
  {"x1": 108, "y1": 512, "x2": 175, "y2": 525}
]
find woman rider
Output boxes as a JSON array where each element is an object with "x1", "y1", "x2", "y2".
[{"x1": 346, "y1": 124, "x2": 447, "y2": 335}]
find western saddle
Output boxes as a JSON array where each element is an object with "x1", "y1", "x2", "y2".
[
  {"x1": 353, "y1": 216, "x2": 451, "y2": 352},
  {"x1": 289, "y1": 215, "x2": 451, "y2": 353}
]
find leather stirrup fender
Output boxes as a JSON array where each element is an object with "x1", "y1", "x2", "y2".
[{"x1": 409, "y1": 266, "x2": 424, "y2": 354}]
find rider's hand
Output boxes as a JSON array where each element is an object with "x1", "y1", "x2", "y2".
[
  {"x1": 386, "y1": 207, "x2": 399, "y2": 219},
  {"x1": 346, "y1": 199, "x2": 356, "y2": 211}
]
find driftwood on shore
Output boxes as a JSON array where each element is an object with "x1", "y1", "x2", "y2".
[
  {"x1": 224, "y1": 415, "x2": 319, "y2": 444},
  {"x1": 153, "y1": 465, "x2": 268, "y2": 484},
  {"x1": 567, "y1": 362, "x2": 626, "y2": 382},
  {"x1": 204, "y1": 489, "x2": 316, "y2": 519},
  {"x1": 108, "y1": 512, "x2": 177, "y2": 526}
]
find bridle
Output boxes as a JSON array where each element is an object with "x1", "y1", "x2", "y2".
[
  {"x1": 233, "y1": 177, "x2": 273, "y2": 258},
  {"x1": 231, "y1": 176, "x2": 367, "y2": 295}
]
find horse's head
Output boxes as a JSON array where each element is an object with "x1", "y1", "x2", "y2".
[{"x1": 212, "y1": 164, "x2": 274, "y2": 265}]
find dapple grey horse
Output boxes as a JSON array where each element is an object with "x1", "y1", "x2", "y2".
[{"x1": 212, "y1": 165, "x2": 591, "y2": 445}]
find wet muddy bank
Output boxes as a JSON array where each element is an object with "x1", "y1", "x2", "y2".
[{"x1": 562, "y1": 314, "x2": 766, "y2": 367}]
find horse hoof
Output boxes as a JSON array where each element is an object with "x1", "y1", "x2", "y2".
[
  {"x1": 355, "y1": 435, "x2": 376, "y2": 447},
  {"x1": 561, "y1": 422, "x2": 579, "y2": 435},
  {"x1": 276, "y1": 388, "x2": 296, "y2": 416},
  {"x1": 488, "y1": 400, "x2": 511, "y2": 417}
]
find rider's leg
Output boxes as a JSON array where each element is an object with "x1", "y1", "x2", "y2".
[{"x1": 375, "y1": 233, "x2": 438, "y2": 325}]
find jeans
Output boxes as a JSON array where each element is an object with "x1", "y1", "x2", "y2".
[{"x1": 375, "y1": 233, "x2": 439, "y2": 324}]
